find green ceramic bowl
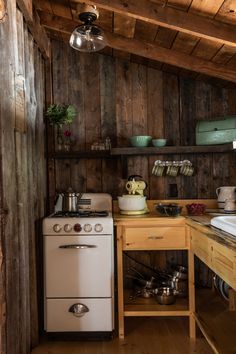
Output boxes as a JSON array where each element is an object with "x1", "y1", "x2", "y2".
[
  {"x1": 129, "y1": 135, "x2": 152, "y2": 147},
  {"x1": 152, "y1": 139, "x2": 167, "y2": 147}
]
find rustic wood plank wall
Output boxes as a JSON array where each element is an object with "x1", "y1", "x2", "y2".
[
  {"x1": 0, "y1": 2, "x2": 46, "y2": 353},
  {"x1": 49, "y1": 39, "x2": 236, "y2": 205}
]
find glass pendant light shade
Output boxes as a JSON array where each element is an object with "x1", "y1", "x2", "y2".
[
  {"x1": 69, "y1": 5, "x2": 107, "y2": 53},
  {"x1": 69, "y1": 24, "x2": 107, "y2": 52}
]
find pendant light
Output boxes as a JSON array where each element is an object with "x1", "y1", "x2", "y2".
[{"x1": 69, "y1": 5, "x2": 107, "y2": 53}]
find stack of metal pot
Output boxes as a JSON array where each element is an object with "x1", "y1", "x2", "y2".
[{"x1": 167, "y1": 265, "x2": 188, "y2": 297}]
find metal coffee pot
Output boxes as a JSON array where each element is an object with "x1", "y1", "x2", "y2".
[{"x1": 55, "y1": 188, "x2": 82, "y2": 212}]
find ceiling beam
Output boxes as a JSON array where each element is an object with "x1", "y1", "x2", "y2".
[
  {"x1": 74, "y1": 0, "x2": 236, "y2": 48},
  {"x1": 38, "y1": 10, "x2": 236, "y2": 83}
]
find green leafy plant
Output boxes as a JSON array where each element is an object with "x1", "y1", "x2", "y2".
[{"x1": 46, "y1": 104, "x2": 77, "y2": 126}]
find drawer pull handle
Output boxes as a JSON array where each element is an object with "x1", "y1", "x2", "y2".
[
  {"x1": 59, "y1": 244, "x2": 97, "y2": 249},
  {"x1": 68, "y1": 303, "x2": 89, "y2": 317},
  {"x1": 148, "y1": 236, "x2": 164, "y2": 240}
]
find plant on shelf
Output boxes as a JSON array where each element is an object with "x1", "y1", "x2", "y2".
[{"x1": 46, "y1": 104, "x2": 77, "y2": 150}]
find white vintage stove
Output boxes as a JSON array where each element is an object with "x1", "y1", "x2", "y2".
[{"x1": 43, "y1": 193, "x2": 114, "y2": 333}]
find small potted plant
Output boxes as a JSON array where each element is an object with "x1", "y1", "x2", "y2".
[{"x1": 46, "y1": 104, "x2": 77, "y2": 150}]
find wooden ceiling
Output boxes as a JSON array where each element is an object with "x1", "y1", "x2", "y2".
[{"x1": 33, "y1": 0, "x2": 236, "y2": 84}]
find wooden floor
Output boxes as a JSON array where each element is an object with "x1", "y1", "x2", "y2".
[{"x1": 31, "y1": 317, "x2": 213, "y2": 354}]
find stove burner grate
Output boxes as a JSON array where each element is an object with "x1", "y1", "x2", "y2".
[{"x1": 53, "y1": 210, "x2": 109, "y2": 218}]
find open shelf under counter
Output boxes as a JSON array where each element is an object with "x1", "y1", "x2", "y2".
[
  {"x1": 195, "y1": 288, "x2": 236, "y2": 354},
  {"x1": 124, "y1": 289, "x2": 189, "y2": 317}
]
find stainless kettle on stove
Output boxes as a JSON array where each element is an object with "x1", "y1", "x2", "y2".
[{"x1": 55, "y1": 188, "x2": 82, "y2": 212}]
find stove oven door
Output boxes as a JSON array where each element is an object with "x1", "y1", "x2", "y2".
[{"x1": 44, "y1": 235, "x2": 113, "y2": 298}]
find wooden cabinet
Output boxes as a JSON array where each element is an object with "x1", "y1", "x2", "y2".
[
  {"x1": 115, "y1": 216, "x2": 195, "y2": 339},
  {"x1": 123, "y1": 226, "x2": 187, "y2": 250},
  {"x1": 190, "y1": 226, "x2": 236, "y2": 289},
  {"x1": 190, "y1": 228, "x2": 212, "y2": 269},
  {"x1": 188, "y1": 221, "x2": 236, "y2": 353}
]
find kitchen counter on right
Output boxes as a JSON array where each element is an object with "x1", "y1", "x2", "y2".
[
  {"x1": 186, "y1": 214, "x2": 236, "y2": 251},
  {"x1": 186, "y1": 214, "x2": 236, "y2": 354}
]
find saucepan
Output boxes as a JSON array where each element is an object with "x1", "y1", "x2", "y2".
[{"x1": 154, "y1": 287, "x2": 176, "y2": 305}]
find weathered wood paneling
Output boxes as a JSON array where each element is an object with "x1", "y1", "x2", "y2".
[
  {"x1": 0, "y1": 2, "x2": 46, "y2": 353},
  {"x1": 49, "y1": 39, "x2": 236, "y2": 205}
]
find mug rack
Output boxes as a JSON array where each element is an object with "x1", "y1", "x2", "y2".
[{"x1": 152, "y1": 160, "x2": 194, "y2": 177}]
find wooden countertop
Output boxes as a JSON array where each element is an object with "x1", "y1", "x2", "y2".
[
  {"x1": 113, "y1": 209, "x2": 236, "y2": 250},
  {"x1": 186, "y1": 215, "x2": 236, "y2": 251},
  {"x1": 113, "y1": 212, "x2": 186, "y2": 226}
]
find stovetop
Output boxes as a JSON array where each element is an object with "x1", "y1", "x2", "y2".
[{"x1": 52, "y1": 210, "x2": 109, "y2": 218}]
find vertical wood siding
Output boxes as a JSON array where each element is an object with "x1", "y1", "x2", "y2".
[
  {"x1": 0, "y1": 2, "x2": 46, "y2": 353},
  {"x1": 50, "y1": 39, "x2": 236, "y2": 202}
]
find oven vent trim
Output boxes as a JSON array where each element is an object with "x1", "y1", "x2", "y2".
[{"x1": 78, "y1": 199, "x2": 91, "y2": 205}]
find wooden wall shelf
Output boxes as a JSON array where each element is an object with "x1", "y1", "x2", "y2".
[
  {"x1": 49, "y1": 150, "x2": 111, "y2": 159},
  {"x1": 111, "y1": 142, "x2": 236, "y2": 156},
  {"x1": 48, "y1": 142, "x2": 235, "y2": 159}
]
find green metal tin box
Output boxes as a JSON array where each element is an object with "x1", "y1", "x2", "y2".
[{"x1": 196, "y1": 116, "x2": 236, "y2": 145}]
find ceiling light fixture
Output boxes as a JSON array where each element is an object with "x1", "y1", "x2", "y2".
[{"x1": 69, "y1": 5, "x2": 107, "y2": 53}]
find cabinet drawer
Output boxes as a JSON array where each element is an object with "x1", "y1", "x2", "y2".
[
  {"x1": 190, "y1": 229, "x2": 212, "y2": 268},
  {"x1": 211, "y1": 239, "x2": 236, "y2": 289},
  {"x1": 123, "y1": 227, "x2": 186, "y2": 250},
  {"x1": 45, "y1": 298, "x2": 113, "y2": 332}
]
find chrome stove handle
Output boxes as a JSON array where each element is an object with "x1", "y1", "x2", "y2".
[
  {"x1": 59, "y1": 244, "x2": 97, "y2": 249},
  {"x1": 68, "y1": 303, "x2": 89, "y2": 317}
]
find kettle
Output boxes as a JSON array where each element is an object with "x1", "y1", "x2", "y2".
[
  {"x1": 55, "y1": 188, "x2": 82, "y2": 212},
  {"x1": 216, "y1": 186, "x2": 236, "y2": 210}
]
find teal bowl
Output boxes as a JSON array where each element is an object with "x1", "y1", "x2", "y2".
[
  {"x1": 152, "y1": 139, "x2": 167, "y2": 147},
  {"x1": 129, "y1": 135, "x2": 152, "y2": 147}
]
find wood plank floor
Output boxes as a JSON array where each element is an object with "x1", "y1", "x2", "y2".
[{"x1": 31, "y1": 317, "x2": 213, "y2": 354}]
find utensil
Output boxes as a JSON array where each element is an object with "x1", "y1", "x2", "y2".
[
  {"x1": 118, "y1": 195, "x2": 146, "y2": 211},
  {"x1": 224, "y1": 199, "x2": 236, "y2": 213},
  {"x1": 172, "y1": 266, "x2": 188, "y2": 280},
  {"x1": 155, "y1": 203, "x2": 182, "y2": 217},
  {"x1": 186, "y1": 203, "x2": 206, "y2": 215},
  {"x1": 55, "y1": 188, "x2": 82, "y2": 212},
  {"x1": 155, "y1": 287, "x2": 176, "y2": 305},
  {"x1": 118, "y1": 175, "x2": 149, "y2": 214},
  {"x1": 168, "y1": 277, "x2": 188, "y2": 297},
  {"x1": 129, "y1": 135, "x2": 152, "y2": 147},
  {"x1": 152, "y1": 138, "x2": 167, "y2": 147}
]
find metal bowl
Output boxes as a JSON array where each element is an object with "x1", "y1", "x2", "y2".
[{"x1": 155, "y1": 287, "x2": 176, "y2": 305}]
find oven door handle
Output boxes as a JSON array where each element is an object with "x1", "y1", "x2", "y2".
[{"x1": 59, "y1": 244, "x2": 97, "y2": 249}]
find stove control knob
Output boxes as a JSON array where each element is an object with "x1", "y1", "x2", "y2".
[
  {"x1": 53, "y1": 224, "x2": 62, "y2": 233},
  {"x1": 84, "y1": 224, "x2": 92, "y2": 233},
  {"x1": 64, "y1": 224, "x2": 72, "y2": 232},
  {"x1": 94, "y1": 223, "x2": 103, "y2": 233},
  {"x1": 74, "y1": 223, "x2": 82, "y2": 232}
]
